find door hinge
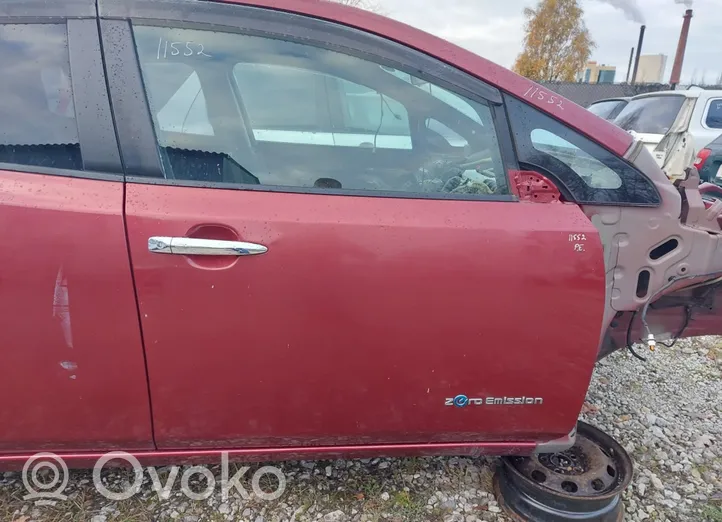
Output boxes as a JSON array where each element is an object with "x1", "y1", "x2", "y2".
[{"x1": 511, "y1": 170, "x2": 561, "y2": 203}]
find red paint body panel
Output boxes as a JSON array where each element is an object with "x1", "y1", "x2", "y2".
[
  {"x1": 0, "y1": 171, "x2": 153, "y2": 451},
  {"x1": 0, "y1": 440, "x2": 535, "y2": 471},
  {"x1": 216, "y1": 0, "x2": 634, "y2": 157},
  {"x1": 126, "y1": 184, "x2": 606, "y2": 450}
]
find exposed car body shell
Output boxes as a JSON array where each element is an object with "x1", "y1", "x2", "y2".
[{"x1": 587, "y1": 146, "x2": 722, "y2": 356}]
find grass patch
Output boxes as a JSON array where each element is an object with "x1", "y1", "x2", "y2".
[
  {"x1": 703, "y1": 504, "x2": 722, "y2": 522},
  {"x1": 392, "y1": 490, "x2": 425, "y2": 519}
]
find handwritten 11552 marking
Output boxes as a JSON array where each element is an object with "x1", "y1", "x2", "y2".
[
  {"x1": 523, "y1": 86, "x2": 564, "y2": 110},
  {"x1": 157, "y1": 37, "x2": 212, "y2": 59},
  {"x1": 569, "y1": 232, "x2": 587, "y2": 253}
]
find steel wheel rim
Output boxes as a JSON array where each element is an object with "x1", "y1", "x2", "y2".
[{"x1": 504, "y1": 421, "x2": 632, "y2": 501}]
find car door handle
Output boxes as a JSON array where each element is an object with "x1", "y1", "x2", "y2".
[{"x1": 148, "y1": 236, "x2": 268, "y2": 256}]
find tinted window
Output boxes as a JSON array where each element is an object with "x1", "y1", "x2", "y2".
[
  {"x1": 232, "y1": 64, "x2": 413, "y2": 148},
  {"x1": 132, "y1": 25, "x2": 509, "y2": 198},
  {"x1": 379, "y1": 67, "x2": 482, "y2": 124},
  {"x1": 588, "y1": 100, "x2": 625, "y2": 120},
  {"x1": 426, "y1": 119, "x2": 468, "y2": 147},
  {"x1": 613, "y1": 95, "x2": 685, "y2": 134},
  {"x1": 337, "y1": 78, "x2": 411, "y2": 142},
  {"x1": 141, "y1": 63, "x2": 213, "y2": 136},
  {"x1": 705, "y1": 99, "x2": 722, "y2": 129},
  {"x1": 0, "y1": 24, "x2": 82, "y2": 170},
  {"x1": 530, "y1": 129, "x2": 621, "y2": 189},
  {"x1": 234, "y1": 64, "x2": 332, "y2": 133},
  {"x1": 505, "y1": 94, "x2": 660, "y2": 206}
]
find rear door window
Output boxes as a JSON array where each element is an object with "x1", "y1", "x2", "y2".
[
  {"x1": 0, "y1": 24, "x2": 82, "y2": 171},
  {"x1": 146, "y1": 64, "x2": 214, "y2": 136},
  {"x1": 613, "y1": 95, "x2": 686, "y2": 134},
  {"x1": 705, "y1": 99, "x2": 722, "y2": 129}
]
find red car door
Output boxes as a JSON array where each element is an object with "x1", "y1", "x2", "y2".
[
  {"x1": 0, "y1": 15, "x2": 153, "y2": 451},
  {"x1": 103, "y1": 1, "x2": 616, "y2": 453}
]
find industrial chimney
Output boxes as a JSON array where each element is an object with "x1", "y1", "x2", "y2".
[
  {"x1": 626, "y1": 47, "x2": 635, "y2": 83},
  {"x1": 631, "y1": 25, "x2": 645, "y2": 85},
  {"x1": 670, "y1": 9, "x2": 693, "y2": 89}
]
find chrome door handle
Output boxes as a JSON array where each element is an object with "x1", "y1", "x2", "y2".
[{"x1": 148, "y1": 236, "x2": 268, "y2": 256}]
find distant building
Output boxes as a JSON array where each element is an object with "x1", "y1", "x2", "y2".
[
  {"x1": 634, "y1": 54, "x2": 668, "y2": 84},
  {"x1": 577, "y1": 61, "x2": 617, "y2": 84}
]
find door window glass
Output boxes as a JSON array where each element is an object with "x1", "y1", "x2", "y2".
[
  {"x1": 705, "y1": 99, "x2": 722, "y2": 129},
  {"x1": 0, "y1": 24, "x2": 82, "y2": 170},
  {"x1": 381, "y1": 67, "x2": 481, "y2": 124},
  {"x1": 232, "y1": 65, "x2": 413, "y2": 149},
  {"x1": 505, "y1": 94, "x2": 660, "y2": 206},
  {"x1": 145, "y1": 64, "x2": 214, "y2": 136},
  {"x1": 426, "y1": 119, "x2": 468, "y2": 148},
  {"x1": 132, "y1": 25, "x2": 509, "y2": 198},
  {"x1": 530, "y1": 129, "x2": 621, "y2": 189},
  {"x1": 336, "y1": 78, "x2": 411, "y2": 148},
  {"x1": 234, "y1": 64, "x2": 331, "y2": 133}
]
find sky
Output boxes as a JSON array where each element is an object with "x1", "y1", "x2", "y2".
[{"x1": 378, "y1": 0, "x2": 722, "y2": 84}]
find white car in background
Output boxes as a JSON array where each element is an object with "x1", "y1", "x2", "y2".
[
  {"x1": 612, "y1": 88, "x2": 722, "y2": 180},
  {"x1": 587, "y1": 97, "x2": 630, "y2": 121}
]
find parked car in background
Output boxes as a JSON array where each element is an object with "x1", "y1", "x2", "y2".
[
  {"x1": 694, "y1": 132, "x2": 722, "y2": 184},
  {"x1": 612, "y1": 89, "x2": 722, "y2": 173},
  {"x1": 587, "y1": 97, "x2": 630, "y2": 121}
]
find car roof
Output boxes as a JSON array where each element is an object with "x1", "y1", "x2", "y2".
[
  {"x1": 195, "y1": 0, "x2": 634, "y2": 156},
  {"x1": 590, "y1": 97, "x2": 631, "y2": 104},
  {"x1": 631, "y1": 89, "x2": 722, "y2": 100}
]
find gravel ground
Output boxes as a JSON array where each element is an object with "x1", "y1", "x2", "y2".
[{"x1": 1, "y1": 337, "x2": 720, "y2": 522}]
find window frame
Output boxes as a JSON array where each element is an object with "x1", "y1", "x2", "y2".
[
  {"x1": 0, "y1": 7, "x2": 122, "y2": 181},
  {"x1": 100, "y1": 0, "x2": 519, "y2": 202},
  {"x1": 0, "y1": 0, "x2": 94, "y2": 19}
]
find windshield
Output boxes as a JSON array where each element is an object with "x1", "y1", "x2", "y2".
[
  {"x1": 588, "y1": 100, "x2": 625, "y2": 120},
  {"x1": 613, "y1": 95, "x2": 686, "y2": 134}
]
